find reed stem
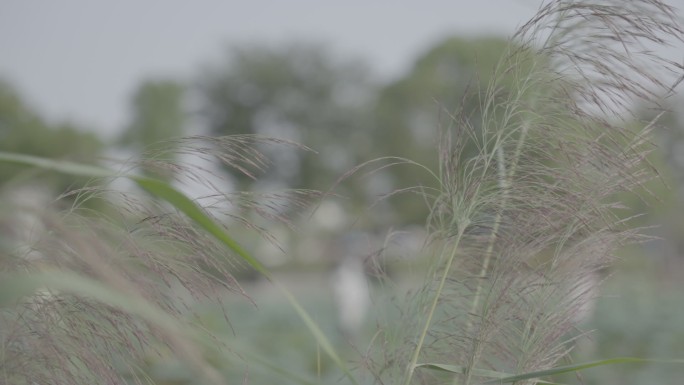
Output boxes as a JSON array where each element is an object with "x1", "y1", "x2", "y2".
[{"x1": 403, "y1": 224, "x2": 467, "y2": 385}]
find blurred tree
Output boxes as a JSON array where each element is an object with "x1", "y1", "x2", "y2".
[
  {"x1": 627, "y1": 98, "x2": 684, "y2": 264},
  {"x1": 120, "y1": 79, "x2": 186, "y2": 180},
  {"x1": 198, "y1": 43, "x2": 375, "y2": 194},
  {"x1": 0, "y1": 80, "x2": 102, "y2": 194},
  {"x1": 650, "y1": 99, "x2": 684, "y2": 190},
  {"x1": 198, "y1": 38, "x2": 537, "y2": 227},
  {"x1": 373, "y1": 36, "x2": 516, "y2": 224}
]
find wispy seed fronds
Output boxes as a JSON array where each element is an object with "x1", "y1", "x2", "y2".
[
  {"x1": 1, "y1": 135, "x2": 320, "y2": 384},
  {"x1": 377, "y1": 2, "x2": 684, "y2": 385}
]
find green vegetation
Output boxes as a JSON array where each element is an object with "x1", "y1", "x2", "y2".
[
  {"x1": 1, "y1": 1, "x2": 684, "y2": 384},
  {"x1": 0, "y1": 81, "x2": 102, "y2": 195}
]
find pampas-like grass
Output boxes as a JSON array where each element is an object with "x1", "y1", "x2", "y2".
[
  {"x1": 0, "y1": 1, "x2": 682, "y2": 385},
  {"x1": 362, "y1": 1, "x2": 683, "y2": 384},
  {"x1": 0, "y1": 136, "x2": 322, "y2": 385}
]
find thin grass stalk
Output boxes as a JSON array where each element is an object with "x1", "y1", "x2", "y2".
[
  {"x1": 463, "y1": 96, "x2": 535, "y2": 340},
  {"x1": 460, "y1": 148, "x2": 509, "y2": 385},
  {"x1": 403, "y1": 225, "x2": 467, "y2": 385},
  {"x1": 460, "y1": 54, "x2": 543, "y2": 385}
]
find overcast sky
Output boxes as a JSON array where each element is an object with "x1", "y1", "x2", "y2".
[{"x1": 0, "y1": 1, "x2": 544, "y2": 139}]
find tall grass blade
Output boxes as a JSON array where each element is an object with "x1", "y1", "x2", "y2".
[
  {"x1": 478, "y1": 357, "x2": 684, "y2": 384},
  {"x1": 132, "y1": 176, "x2": 269, "y2": 276},
  {"x1": 416, "y1": 358, "x2": 684, "y2": 384}
]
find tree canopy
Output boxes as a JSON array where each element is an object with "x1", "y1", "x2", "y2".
[{"x1": 0, "y1": 80, "x2": 102, "y2": 195}]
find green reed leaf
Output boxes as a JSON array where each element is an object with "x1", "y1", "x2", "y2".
[{"x1": 478, "y1": 357, "x2": 684, "y2": 384}]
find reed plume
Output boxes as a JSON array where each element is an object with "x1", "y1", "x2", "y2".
[
  {"x1": 1, "y1": 1, "x2": 682, "y2": 384},
  {"x1": 362, "y1": 1, "x2": 684, "y2": 384},
  {"x1": 0, "y1": 136, "x2": 319, "y2": 385}
]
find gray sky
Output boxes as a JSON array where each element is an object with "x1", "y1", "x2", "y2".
[{"x1": 0, "y1": 1, "x2": 539, "y2": 139}]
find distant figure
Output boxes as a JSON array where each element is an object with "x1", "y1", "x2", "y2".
[
  {"x1": 4, "y1": 184, "x2": 50, "y2": 261},
  {"x1": 332, "y1": 253, "x2": 370, "y2": 338}
]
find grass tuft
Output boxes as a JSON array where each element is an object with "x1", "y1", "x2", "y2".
[{"x1": 1, "y1": 1, "x2": 683, "y2": 384}]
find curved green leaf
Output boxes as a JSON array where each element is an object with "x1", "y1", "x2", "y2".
[
  {"x1": 416, "y1": 363, "x2": 505, "y2": 378},
  {"x1": 0, "y1": 151, "x2": 267, "y2": 275},
  {"x1": 0, "y1": 151, "x2": 114, "y2": 178},
  {"x1": 417, "y1": 358, "x2": 684, "y2": 384},
  {"x1": 478, "y1": 357, "x2": 684, "y2": 385},
  {"x1": 132, "y1": 176, "x2": 269, "y2": 276}
]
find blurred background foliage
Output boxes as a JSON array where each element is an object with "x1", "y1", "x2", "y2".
[
  {"x1": 1, "y1": 32, "x2": 683, "y2": 384},
  {"x1": 0, "y1": 80, "x2": 102, "y2": 195}
]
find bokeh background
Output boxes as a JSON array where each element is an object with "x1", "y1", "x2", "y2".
[{"x1": 1, "y1": 1, "x2": 684, "y2": 384}]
